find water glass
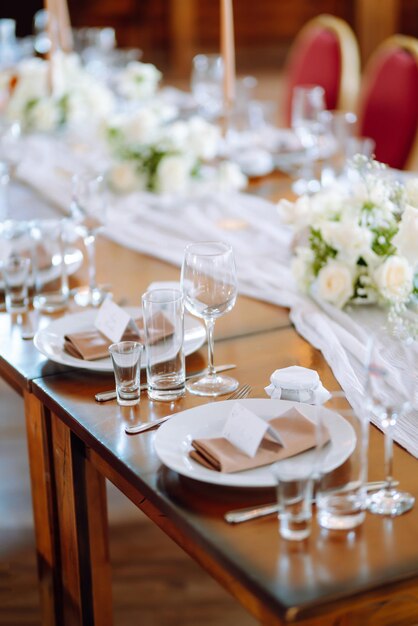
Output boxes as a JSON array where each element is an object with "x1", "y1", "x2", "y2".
[
  {"x1": 272, "y1": 461, "x2": 314, "y2": 541},
  {"x1": 291, "y1": 84, "x2": 326, "y2": 195},
  {"x1": 109, "y1": 341, "x2": 143, "y2": 406},
  {"x1": 31, "y1": 219, "x2": 69, "y2": 313},
  {"x1": 191, "y1": 54, "x2": 223, "y2": 119},
  {"x1": 3, "y1": 255, "x2": 31, "y2": 313},
  {"x1": 315, "y1": 392, "x2": 369, "y2": 530},
  {"x1": 141, "y1": 288, "x2": 185, "y2": 401}
]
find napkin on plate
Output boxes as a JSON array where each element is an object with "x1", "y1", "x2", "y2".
[
  {"x1": 63, "y1": 311, "x2": 174, "y2": 361},
  {"x1": 189, "y1": 407, "x2": 329, "y2": 473},
  {"x1": 265, "y1": 366, "x2": 331, "y2": 404}
]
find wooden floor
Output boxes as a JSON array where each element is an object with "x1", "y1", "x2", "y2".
[{"x1": 0, "y1": 377, "x2": 257, "y2": 625}]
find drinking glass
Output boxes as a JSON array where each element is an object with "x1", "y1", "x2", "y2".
[
  {"x1": 71, "y1": 172, "x2": 110, "y2": 307},
  {"x1": 109, "y1": 341, "x2": 143, "y2": 406},
  {"x1": 190, "y1": 54, "x2": 223, "y2": 120},
  {"x1": 365, "y1": 326, "x2": 416, "y2": 516},
  {"x1": 181, "y1": 242, "x2": 238, "y2": 396},
  {"x1": 315, "y1": 392, "x2": 369, "y2": 530},
  {"x1": 291, "y1": 84, "x2": 326, "y2": 195},
  {"x1": 141, "y1": 288, "x2": 185, "y2": 401}
]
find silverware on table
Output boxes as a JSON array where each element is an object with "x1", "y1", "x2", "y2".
[
  {"x1": 125, "y1": 382, "x2": 251, "y2": 435},
  {"x1": 224, "y1": 480, "x2": 400, "y2": 524},
  {"x1": 95, "y1": 363, "x2": 236, "y2": 402}
]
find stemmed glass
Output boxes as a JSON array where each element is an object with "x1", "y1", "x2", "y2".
[
  {"x1": 365, "y1": 317, "x2": 416, "y2": 516},
  {"x1": 291, "y1": 84, "x2": 326, "y2": 195},
  {"x1": 181, "y1": 241, "x2": 238, "y2": 396},
  {"x1": 70, "y1": 171, "x2": 110, "y2": 307}
]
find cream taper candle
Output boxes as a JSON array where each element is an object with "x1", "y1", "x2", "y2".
[{"x1": 220, "y1": 0, "x2": 236, "y2": 111}]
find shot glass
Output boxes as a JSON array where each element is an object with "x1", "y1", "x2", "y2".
[
  {"x1": 272, "y1": 461, "x2": 314, "y2": 541},
  {"x1": 108, "y1": 341, "x2": 143, "y2": 406},
  {"x1": 3, "y1": 255, "x2": 31, "y2": 313},
  {"x1": 141, "y1": 288, "x2": 185, "y2": 401}
]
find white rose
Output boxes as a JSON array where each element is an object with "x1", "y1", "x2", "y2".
[
  {"x1": 316, "y1": 261, "x2": 354, "y2": 308},
  {"x1": 320, "y1": 219, "x2": 372, "y2": 265},
  {"x1": 155, "y1": 154, "x2": 192, "y2": 194},
  {"x1": 405, "y1": 178, "x2": 418, "y2": 208},
  {"x1": 108, "y1": 162, "x2": 142, "y2": 194},
  {"x1": 118, "y1": 62, "x2": 162, "y2": 100},
  {"x1": 27, "y1": 98, "x2": 60, "y2": 131},
  {"x1": 216, "y1": 161, "x2": 247, "y2": 191},
  {"x1": 374, "y1": 255, "x2": 413, "y2": 303},
  {"x1": 392, "y1": 204, "x2": 418, "y2": 268},
  {"x1": 159, "y1": 121, "x2": 189, "y2": 152},
  {"x1": 278, "y1": 195, "x2": 311, "y2": 231},
  {"x1": 291, "y1": 247, "x2": 314, "y2": 292},
  {"x1": 123, "y1": 108, "x2": 160, "y2": 144},
  {"x1": 186, "y1": 117, "x2": 220, "y2": 160}
]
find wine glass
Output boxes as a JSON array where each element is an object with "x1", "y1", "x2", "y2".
[
  {"x1": 291, "y1": 84, "x2": 326, "y2": 195},
  {"x1": 181, "y1": 241, "x2": 238, "y2": 396},
  {"x1": 70, "y1": 171, "x2": 110, "y2": 307},
  {"x1": 365, "y1": 319, "x2": 416, "y2": 516}
]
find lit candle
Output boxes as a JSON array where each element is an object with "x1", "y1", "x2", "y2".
[{"x1": 220, "y1": 0, "x2": 236, "y2": 111}]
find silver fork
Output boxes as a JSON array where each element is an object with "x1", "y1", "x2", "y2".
[{"x1": 125, "y1": 383, "x2": 251, "y2": 434}]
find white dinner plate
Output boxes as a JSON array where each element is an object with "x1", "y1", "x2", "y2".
[
  {"x1": 34, "y1": 307, "x2": 206, "y2": 372},
  {"x1": 154, "y1": 399, "x2": 356, "y2": 488},
  {"x1": 0, "y1": 247, "x2": 83, "y2": 290}
]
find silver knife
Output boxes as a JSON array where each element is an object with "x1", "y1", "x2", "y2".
[
  {"x1": 224, "y1": 480, "x2": 399, "y2": 524},
  {"x1": 95, "y1": 363, "x2": 236, "y2": 402}
]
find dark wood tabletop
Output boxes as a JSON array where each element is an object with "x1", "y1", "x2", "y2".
[{"x1": 30, "y1": 324, "x2": 418, "y2": 626}]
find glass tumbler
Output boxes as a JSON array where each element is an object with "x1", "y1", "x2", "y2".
[{"x1": 142, "y1": 288, "x2": 185, "y2": 401}]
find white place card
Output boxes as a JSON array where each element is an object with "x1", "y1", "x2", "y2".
[
  {"x1": 94, "y1": 299, "x2": 131, "y2": 343},
  {"x1": 222, "y1": 403, "x2": 269, "y2": 458}
]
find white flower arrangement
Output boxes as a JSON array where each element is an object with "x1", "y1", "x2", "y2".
[
  {"x1": 1, "y1": 52, "x2": 115, "y2": 132},
  {"x1": 106, "y1": 114, "x2": 247, "y2": 196},
  {"x1": 116, "y1": 61, "x2": 162, "y2": 100},
  {"x1": 279, "y1": 156, "x2": 418, "y2": 308}
]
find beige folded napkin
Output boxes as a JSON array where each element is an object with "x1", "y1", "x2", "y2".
[
  {"x1": 190, "y1": 408, "x2": 329, "y2": 473},
  {"x1": 63, "y1": 311, "x2": 174, "y2": 361}
]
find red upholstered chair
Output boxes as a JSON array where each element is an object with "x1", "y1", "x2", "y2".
[
  {"x1": 357, "y1": 35, "x2": 418, "y2": 170},
  {"x1": 282, "y1": 14, "x2": 360, "y2": 126}
]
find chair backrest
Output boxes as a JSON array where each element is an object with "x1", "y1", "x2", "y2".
[
  {"x1": 357, "y1": 35, "x2": 418, "y2": 171},
  {"x1": 283, "y1": 14, "x2": 360, "y2": 126}
]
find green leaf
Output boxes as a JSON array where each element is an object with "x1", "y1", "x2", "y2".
[{"x1": 309, "y1": 228, "x2": 337, "y2": 276}]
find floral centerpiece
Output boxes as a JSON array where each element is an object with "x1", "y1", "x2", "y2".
[
  {"x1": 279, "y1": 156, "x2": 418, "y2": 308},
  {"x1": 0, "y1": 52, "x2": 115, "y2": 132},
  {"x1": 106, "y1": 111, "x2": 247, "y2": 196}
]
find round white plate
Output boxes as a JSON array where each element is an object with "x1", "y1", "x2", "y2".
[
  {"x1": 0, "y1": 247, "x2": 83, "y2": 290},
  {"x1": 34, "y1": 307, "x2": 206, "y2": 372},
  {"x1": 154, "y1": 399, "x2": 356, "y2": 488}
]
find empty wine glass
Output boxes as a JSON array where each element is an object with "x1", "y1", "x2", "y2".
[
  {"x1": 291, "y1": 84, "x2": 326, "y2": 195},
  {"x1": 70, "y1": 171, "x2": 110, "y2": 307},
  {"x1": 365, "y1": 322, "x2": 416, "y2": 516},
  {"x1": 181, "y1": 241, "x2": 238, "y2": 396}
]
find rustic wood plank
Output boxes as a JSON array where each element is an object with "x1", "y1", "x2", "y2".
[
  {"x1": 23, "y1": 391, "x2": 59, "y2": 626},
  {"x1": 51, "y1": 414, "x2": 113, "y2": 626}
]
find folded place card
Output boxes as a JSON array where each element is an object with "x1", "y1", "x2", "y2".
[
  {"x1": 222, "y1": 403, "x2": 269, "y2": 457},
  {"x1": 94, "y1": 299, "x2": 133, "y2": 343},
  {"x1": 63, "y1": 302, "x2": 175, "y2": 361},
  {"x1": 190, "y1": 407, "x2": 329, "y2": 473}
]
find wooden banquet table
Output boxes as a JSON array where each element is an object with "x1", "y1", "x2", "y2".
[{"x1": 2, "y1": 176, "x2": 418, "y2": 626}]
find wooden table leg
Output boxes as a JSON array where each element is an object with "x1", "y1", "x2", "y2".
[
  {"x1": 24, "y1": 391, "x2": 61, "y2": 626},
  {"x1": 51, "y1": 412, "x2": 113, "y2": 626}
]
